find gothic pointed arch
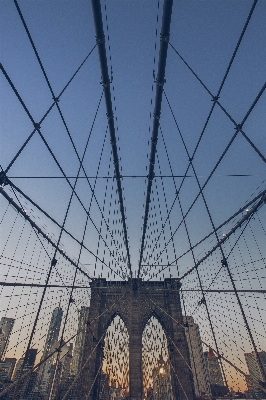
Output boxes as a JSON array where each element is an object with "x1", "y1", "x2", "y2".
[
  {"x1": 101, "y1": 314, "x2": 129, "y2": 396},
  {"x1": 79, "y1": 278, "x2": 195, "y2": 400}
]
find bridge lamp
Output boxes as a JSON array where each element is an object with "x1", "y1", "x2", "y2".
[{"x1": 159, "y1": 366, "x2": 165, "y2": 375}]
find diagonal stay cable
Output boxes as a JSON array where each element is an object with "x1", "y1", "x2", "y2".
[
  {"x1": 144, "y1": 187, "x2": 265, "y2": 274},
  {"x1": 49, "y1": 122, "x2": 131, "y2": 396},
  {"x1": 5, "y1": 174, "x2": 260, "y2": 179},
  {"x1": 0, "y1": 186, "x2": 122, "y2": 281},
  {"x1": 145, "y1": 127, "x2": 230, "y2": 390},
  {"x1": 5, "y1": 171, "x2": 264, "y2": 285},
  {"x1": 146, "y1": 0, "x2": 260, "y2": 261},
  {"x1": 138, "y1": 0, "x2": 173, "y2": 277},
  {"x1": 147, "y1": 94, "x2": 250, "y2": 280},
  {"x1": 1, "y1": 178, "x2": 123, "y2": 277},
  {"x1": 5, "y1": 184, "x2": 84, "y2": 301},
  {"x1": 145, "y1": 293, "x2": 249, "y2": 383},
  {"x1": 148, "y1": 82, "x2": 266, "y2": 268},
  {"x1": 167, "y1": 45, "x2": 266, "y2": 164},
  {"x1": 1, "y1": 69, "x2": 123, "y2": 267},
  {"x1": 0, "y1": 289, "x2": 129, "y2": 398},
  {"x1": 91, "y1": 0, "x2": 132, "y2": 277},
  {"x1": 0, "y1": 69, "x2": 124, "y2": 273},
  {"x1": 12, "y1": 0, "x2": 126, "y2": 269},
  {"x1": 0, "y1": 186, "x2": 93, "y2": 280},
  {"x1": 2, "y1": 42, "x2": 96, "y2": 174},
  {"x1": 179, "y1": 191, "x2": 266, "y2": 281}
]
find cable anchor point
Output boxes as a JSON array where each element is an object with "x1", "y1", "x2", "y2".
[
  {"x1": 0, "y1": 171, "x2": 9, "y2": 186},
  {"x1": 234, "y1": 123, "x2": 243, "y2": 132},
  {"x1": 51, "y1": 258, "x2": 57, "y2": 266},
  {"x1": 96, "y1": 35, "x2": 105, "y2": 44},
  {"x1": 212, "y1": 96, "x2": 219, "y2": 103},
  {"x1": 101, "y1": 80, "x2": 110, "y2": 88},
  {"x1": 53, "y1": 96, "x2": 59, "y2": 104},
  {"x1": 221, "y1": 258, "x2": 228, "y2": 268},
  {"x1": 160, "y1": 34, "x2": 169, "y2": 42},
  {"x1": 198, "y1": 297, "x2": 206, "y2": 306},
  {"x1": 155, "y1": 78, "x2": 166, "y2": 87}
]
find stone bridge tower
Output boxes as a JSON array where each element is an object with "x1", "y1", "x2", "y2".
[{"x1": 78, "y1": 278, "x2": 195, "y2": 400}]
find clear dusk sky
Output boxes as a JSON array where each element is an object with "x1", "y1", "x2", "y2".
[{"x1": 1, "y1": 0, "x2": 265, "y2": 392}]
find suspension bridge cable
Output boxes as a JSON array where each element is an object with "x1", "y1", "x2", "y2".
[
  {"x1": 47, "y1": 126, "x2": 129, "y2": 394},
  {"x1": 138, "y1": 0, "x2": 173, "y2": 277},
  {"x1": 181, "y1": 182, "x2": 266, "y2": 383},
  {"x1": 6, "y1": 174, "x2": 260, "y2": 179},
  {"x1": 167, "y1": 46, "x2": 266, "y2": 165},
  {"x1": 0, "y1": 187, "x2": 125, "y2": 285},
  {"x1": 12, "y1": 138, "x2": 99, "y2": 400},
  {"x1": 0, "y1": 81, "x2": 124, "y2": 274},
  {"x1": 0, "y1": 288, "x2": 129, "y2": 398},
  {"x1": 179, "y1": 191, "x2": 266, "y2": 280},
  {"x1": 2, "y1": 178, "x2": 122, "y2": 276},
  {"x1": 145, "y1": 294, "x2": 249, "y2": 382},
  {"x1": 146, "y1": 82, "x2": 266, "y2": 270},
  {"x1": 143, "y1": 0, "x2": 261, "y2": 265},
  {"x1": 142, "y1": 187, "x2": 265, "y2": 274},
  {"x1": 147, "y1": 110, "x2": 265, "y2": 378},
  {"x1": 0, "y1": 187, "x2": 93, "y2": 279},
  {"x1": 2, "y1": 45, "x2": 96, "y2": 174},
  {"x1": 91, "y1": 0, "x2": 132, "y2": 277},
  {"x1": 12, "y1": 1, "x2": 128, "y2": 274},
  {"x1": 145, "y1": 126, "x2": 231, "y2": 390}
]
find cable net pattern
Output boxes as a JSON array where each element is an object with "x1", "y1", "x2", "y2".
[{"x1": 0, "y1": 0, "x2": 265, "y2": 399}]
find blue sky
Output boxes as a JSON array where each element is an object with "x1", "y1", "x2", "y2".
[
  {"x1": 1, "y1": 0, "x2": 265, "y2": 290},
  {"x1": 1, "y1": 0, "x2": 266, "y2": 389}
]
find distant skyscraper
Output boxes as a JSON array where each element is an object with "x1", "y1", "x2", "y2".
[
  {"x1": 71, "y1": 306, "x2": 89, "y2": 376},
  {"x1": 98, "y1": 372, "x2": 110, "y2": 400},
  {"x1": 204, "y1": 347, "x2": 224, "y2": 386},
  {"x1": 245, "y1": 350, "x2": 266, "y2": 399},
  {"x1": 0, "y1": 317, "x2": 15, "y2": 360},
  {"x1": 184, "y1": 316, "x2": 211, "y2": 398},
  {"x1": 0, "y1": 357, "x2": 16, "y2": 381},
  {"x1": 204, "y1": 347, "x2": 228, "y2": 398},
  {"x1": 52, "y1": 342, "x2": 74, "y2": 398},
  {"x1": 36, "y1": 307, "x2": 63, "y2": 398},
  {"x1": 12, "y1": 349, "x2": 37, "y2": 398},
  {"x1": 13, "y1": 348, "x2": 37, "y2": 380},
  {"x1": 60, "y1": 342, "x2": 73, "y2": 380},
  {"x1": 108, "y1": 381, "x2": 124, "y2": 400},
  {"x1": 13, "y1": 358, "x2": 25, "y2": 382},
  {"x1": 42, "y1": 307, "x2": 63, "y2": 360}
]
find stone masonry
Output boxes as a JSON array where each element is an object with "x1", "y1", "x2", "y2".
[{"x1": 78, "y1": 278, "x2": 195, "y2": 400}]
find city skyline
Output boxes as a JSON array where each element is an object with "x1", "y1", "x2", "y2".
[{"x1": 1, "y1": 304, "x2": 266, "y2": 397}]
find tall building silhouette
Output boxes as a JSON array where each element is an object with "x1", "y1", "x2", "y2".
[
  {"x1": 36, "y1": 307, "x2": 63, "y2": 398},
  {"x1": 71, "y1": 306, "x2": 89, "y2": 376},
  {"x1": 13, "y1": 348, "x2": 38, "y2": 381},
  {"x1": 0, "y1": 317, "x2": 15, "y2": 360},
  {"x1": 12, "y1": 349, "x2": 37, "y2": 398},
  {"x1": 184, "y1": 316, "x2": 211, "y2": 398},
  {"x1": 205, "y1": 347, "x2": 224, "y2": 386},
  {"x1": 204, "y1": 347, "x2": 228, "y2": 398},
  {"x1": 0, "y1": 357, "x2": 16, "y2": 382},
  {"x1": 245, "y1": 350, "x2": 266, "y2": 399},
  {"x1": 50, "y1": 342, "x2": 74, "y2": 399}
]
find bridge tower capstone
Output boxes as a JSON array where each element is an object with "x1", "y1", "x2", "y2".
[{"x1": 78, "y1": 278, "x2": 195, "y2": 400}]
